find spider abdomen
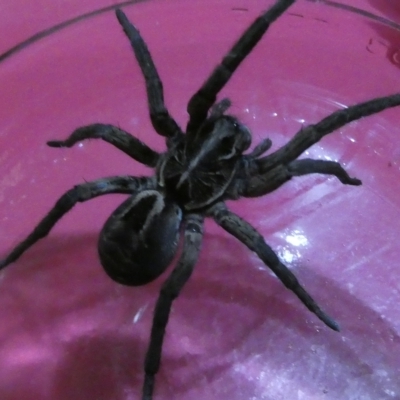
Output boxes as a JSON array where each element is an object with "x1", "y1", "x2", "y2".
[{"x1": 98, "y1": 190, "x2": 182, "y2": 286}]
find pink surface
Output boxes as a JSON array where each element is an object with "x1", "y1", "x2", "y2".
[{"x1": 1, "y1": 1, "x2": 400, "y2": 399}]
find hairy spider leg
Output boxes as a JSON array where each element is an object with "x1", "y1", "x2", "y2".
[
  {"x1": 0, "y1": 176, "x2": 154, "y2": 270},
  {"x1": 47, "y1": 123, "x2": 160, "y2": 168},
  {"x1": 186, "y1": 0, "x2": 296, "y2": 134},
  {"x1": 210, "y1": 202, "x2": 340, "y2": 331},
  {"x1": 142, "y1": 214, "x2": 204, "y2": 400},
  {"x1": 243, "y1": 159, "x2": 361, "y2": 197},
  {"x1": 287, "y1": 159, "x2": 361, "y2": 185},
  {"x1": 115, "y1": 9, "x2": 182, "y2": 140},
  {"x1": 256, "y1": 94, "x2": 400, "y2": 173}
]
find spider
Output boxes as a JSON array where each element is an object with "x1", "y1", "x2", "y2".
[{"x1": 1, "y1": 0, "x2": 400, "y2": 398}]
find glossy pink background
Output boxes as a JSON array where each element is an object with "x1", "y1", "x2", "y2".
[{"x1": 1, "y1": 1, "x2": 400, "y2": 399}]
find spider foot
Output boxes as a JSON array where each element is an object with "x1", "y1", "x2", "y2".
[
  {"x1": 47, "y1": 140, "x2": 65, "y2": 147},
  {"x1": 142, "y1": 374, "x2": 154, "y2": 400},
  {"x1": 0, "y1": 259, "x2": 9, "y2": 270},
  {"x1": 286, "y1": 159, "x2": 363, "y2": 186},
  {"x1": 314, "y1": 307, "x2": 340, "y2": 332},
  {"x1": 345, "y1": 176, "x2": 362, "y2": 186}
]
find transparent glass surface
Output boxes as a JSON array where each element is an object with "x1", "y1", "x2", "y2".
[{"x1": 0, "y1": 1, "x2": 400, "y2": 399}]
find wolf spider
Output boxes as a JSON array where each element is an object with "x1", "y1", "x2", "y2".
[{"x1": 1, "y1": 0, "x2": 400, "y2": 398}]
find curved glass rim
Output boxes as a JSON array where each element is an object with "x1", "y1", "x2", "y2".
[{"x1": 1, "y1": 0, "x2": 399, "y2": 64}]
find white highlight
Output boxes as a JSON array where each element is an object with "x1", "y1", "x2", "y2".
[
  {"x1": 285, "y1": 230, "x2": 309, "y2": 247},
  {"x1": 133, "y1": 304, "x2": 148, "y2": 324}
]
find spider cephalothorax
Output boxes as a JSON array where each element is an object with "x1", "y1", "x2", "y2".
[
  {"x1": 161, "y1": 110, "x2": 252, "y2": 207},
  {"x1": 1, "y1": 0, "x2": 400, "y2": 399}
]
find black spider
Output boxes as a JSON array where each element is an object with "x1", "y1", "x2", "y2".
[{"x1": 1, "y1": 0, "x2": 400, "y2": 398}]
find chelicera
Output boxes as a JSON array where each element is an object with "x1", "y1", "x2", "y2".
[{"x1": 1, "y1": 0, "x2": 400, "y2": 399}]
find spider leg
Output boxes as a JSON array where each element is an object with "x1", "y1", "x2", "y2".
[
  {"x1": 242, "y1": 158, "x2": 361, "y2": 197},
  {"x1": 247, "y1": 138, "x2": 273, "y2": 158},
  {"x1": 210, "y1": 98, "x2": 232, "y2": 118},
  {"x1": 209, "y1": 202, "x2": 339, "y2": 331},
  {"x1": 186, "y1": 0, "x2": 296, "y2": 134},
  {"x1": 287, "y1": 159, "x2": 361, "y2": 185},
  {"x1": 142, "y1": 213, "x2": 204, "y2": 400},
  {"x1": 115, "y1": 9, "x2": 182, "y2": 140},
  {"x1": 47, "y1": 123, "x2": 160, "y2": 167},
  {"x1": 0, "y1": 176, "x2": 154, "y2": 270},
  {"x1": 257, "y1": 94, "x2": 400, "y2": 172}
]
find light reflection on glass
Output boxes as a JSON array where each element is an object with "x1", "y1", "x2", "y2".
[
  {"x1": 284, "y1": 230, "x2": 308, "y2": 247},
  {"x1": 133, "y1": 304, "x2": 148, "y2": 324}
]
